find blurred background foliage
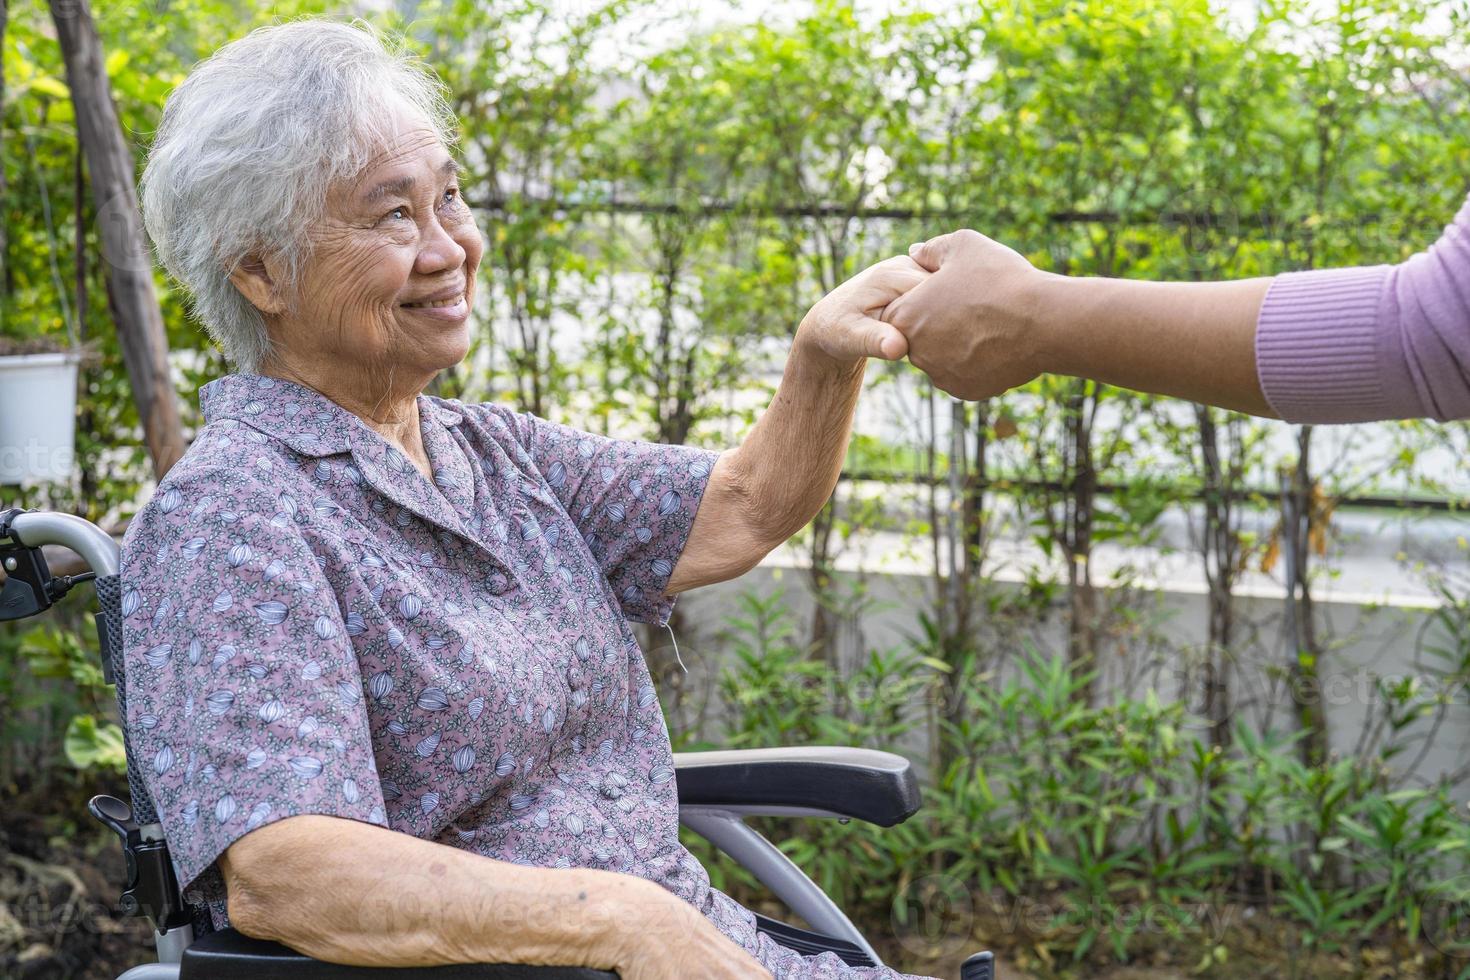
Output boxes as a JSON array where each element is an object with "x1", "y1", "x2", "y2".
[{"x1": 3, "y1": 0, "x2": 1470, "y2": 975}]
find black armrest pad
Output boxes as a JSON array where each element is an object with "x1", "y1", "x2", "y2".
[
  {"x1": 672, "y1": 746, "x2": 922, "y2": 826},
  {"x1": 181, "y1": 928, "x2": 619, "y2": 980}
]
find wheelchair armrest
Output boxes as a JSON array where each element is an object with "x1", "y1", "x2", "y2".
[
  {"x1": 180, "y1": 928, "x2": 618, "y2": 979},
  {"x1": 671, "y1": 746, "x2": 922, "y2": 827}
]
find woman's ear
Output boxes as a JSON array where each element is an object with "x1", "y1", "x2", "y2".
[{"x1": 227, "y1": 253, "x2": 289, "y2": 316}]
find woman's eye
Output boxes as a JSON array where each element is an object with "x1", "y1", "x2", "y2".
[{"x1": 380, "y1": 189, "x2": 458, "y2": 226}]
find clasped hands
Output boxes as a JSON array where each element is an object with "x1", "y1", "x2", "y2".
[{"x1": 796, "y1": 229, "x2": 1046, "y2": 400}]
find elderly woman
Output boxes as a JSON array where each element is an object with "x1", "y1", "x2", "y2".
[{"x1": 126, "y1": 18, "x2": 933, "y2": 980}]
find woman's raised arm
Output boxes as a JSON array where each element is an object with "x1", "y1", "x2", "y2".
[{"x1": 666, "y1": 257, "x2": 926, "y2": 594}]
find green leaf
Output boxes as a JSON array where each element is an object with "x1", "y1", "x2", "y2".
[
  {"x1": 64, "y1": 715, "x2": 128, "y2": 773},
  {"x1": 28, "y1": 75, "x2": 71, "y2": 99}
]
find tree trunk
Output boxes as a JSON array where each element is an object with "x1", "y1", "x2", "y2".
[
  {"x1": 1281, "y1": 428, "x2": 1328, "y2": 767},
  {"x1": 805, "y1": 497, "x2": 837, "y2": 669},
  {"x1": 933, "y1": 399, "x2": 989, "y2": 782},
  {"x1": 76, "y1": 149, "x2": 101, "y2": 518},
  {"x1": 1195, "y1": 405, "x2": 1235, "y2": 754},
  {"x1": 944, "y1": 399, "x2": 968, "y2": 643},
  {"x1": 1065, "y1": 382, "x2": 1099, "y2": 704},
  {"x1": 1, "y1": 0, "x2": 9, "y2": 311},
  {"x1": 49, "y1": 0, "x2": 184, "y2": 479}
]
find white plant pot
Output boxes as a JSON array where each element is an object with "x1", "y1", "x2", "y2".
[{"x1": 0, "y1": 351, "x2": 81, "y2": 484}]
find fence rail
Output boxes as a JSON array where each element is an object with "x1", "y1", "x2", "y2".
[
  {"x1": 470, "y1": 193, "x2": 1444, "y2": 234},
  {"x1": 839, "y1": 470, "x2": 1468, "y2": 513}
]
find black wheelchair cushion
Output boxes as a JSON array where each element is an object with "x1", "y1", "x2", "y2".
[
  {"x1": 672, "y1": 746, "x2": 922, "y2": 826},
  {"x1": 179, "y1": 928, "x2": 619, "y2": 979}
]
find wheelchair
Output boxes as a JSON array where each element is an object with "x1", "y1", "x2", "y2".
[{"x1": 1, "y1": 507, "x2": 994, "y2": 980}]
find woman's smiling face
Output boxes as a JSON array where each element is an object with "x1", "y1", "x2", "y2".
[{"x1": 266, "y1": 104, "x2": 483, "y2": 385}]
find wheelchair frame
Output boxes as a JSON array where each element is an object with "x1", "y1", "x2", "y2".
[{"x1": 1, "y1": 508, "x2": 993, "y2": 980}]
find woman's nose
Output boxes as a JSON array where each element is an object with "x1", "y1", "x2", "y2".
[{"x1": 415, "y1": 214, "x2": 467, "y2": 273}]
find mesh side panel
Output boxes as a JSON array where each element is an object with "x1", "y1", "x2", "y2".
[
  {"x1": 94, "y1": 574, "x2": 159, "y2": 826},
  {"x1": 95, "y1": 574, "x2": 210, "y2": 937},
  {"x1": 192, "y1": 901, "x2": 217, "y2": 937}
]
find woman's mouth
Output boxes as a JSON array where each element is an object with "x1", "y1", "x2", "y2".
[
  {"x1": 401, "y1": 294, "x2": 463, "y2": 310},
  {"x1": 399, "y1": 294, "x2": 468, "y2": 320}
]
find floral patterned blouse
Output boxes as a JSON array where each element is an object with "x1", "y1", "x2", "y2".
[{"x1": 120, "y1": 374, "x2": 932, "y2": 980}]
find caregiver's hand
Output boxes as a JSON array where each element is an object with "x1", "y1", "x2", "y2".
[
  {"x1": 881, "y1": 228, "x2": 1276, "y2": 414},
  {"x1": 795, "y1": 255, "x2": 930, "y2": 364},
  {"x1": 879, "y1": 229, "x2": 1046, "y2": 400}
]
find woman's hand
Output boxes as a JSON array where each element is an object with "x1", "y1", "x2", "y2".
[
  {"x1": 665, "y1": 254, "x2": 930, "y2": 597},
  {"x1": 879, "y1": 229, "x2": 1048, "y2": 401},
  {"x1": 795, "y1": 255, "x2": 930, "y2": 364},
  {"x1": 610, "y1": 880, "x2": 773, "y2": 980}
]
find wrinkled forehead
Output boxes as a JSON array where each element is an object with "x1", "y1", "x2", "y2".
[{"x1": 329, "y1": 105, "x2": 457, "y2": 212}]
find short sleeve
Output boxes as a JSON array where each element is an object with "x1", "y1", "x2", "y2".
[
  {"x1": 119, "y1": 465, "x2": 388, "y2": 903},
  {"x1": 500, "y1": 412, "x2": 720, "y2": 625}
]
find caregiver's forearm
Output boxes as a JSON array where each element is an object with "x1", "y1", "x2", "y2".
[
  {"x1": 728, "y1": 331, "x2": 868, "y2": 544},
  {"x1": 1036, "y1": 272, "x2": 1276, "y2": 416},
  {"x1": 221, "y1": 814, "x2": 665, "y2": 969}
]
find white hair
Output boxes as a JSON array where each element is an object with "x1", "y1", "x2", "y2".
[{"x1": 139, "y1": 18, "x2": 459, "y2": 373}]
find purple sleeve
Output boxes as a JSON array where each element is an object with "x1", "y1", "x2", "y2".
[
  {"x1": 1255, "y1": 192, "x2": 1470, "y2": 423},
  {"x1": 120, "y1": 465, "x2": 388, "y2": 901},
  {"x1": 505, "y1": 413, "x2": 720, "y2": 626}
]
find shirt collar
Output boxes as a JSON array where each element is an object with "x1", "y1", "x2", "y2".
[
  {"x1": 200, "y1": 373, "x2": 462, "y2": 458},
  {"x1": 200, "y1": 373, "x2": 526, "y2": 592},
  {"x1": 200, "y1": 373, "x2": 479, "y2": 549}
]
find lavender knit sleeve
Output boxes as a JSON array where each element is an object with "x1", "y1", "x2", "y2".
[{"x1": 1255, "y1": 192, "x2": 1470, "y2": 423}]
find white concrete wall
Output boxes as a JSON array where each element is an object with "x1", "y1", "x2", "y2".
[{"x1": 662, "y1": 512, "x2": 1469, "y2": 804}]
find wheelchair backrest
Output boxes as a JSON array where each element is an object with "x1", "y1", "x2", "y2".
[{"x1": 1, "y1": 509, "x2": 202, "y2": 951}]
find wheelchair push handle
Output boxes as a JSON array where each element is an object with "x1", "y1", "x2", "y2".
[
  {"x1": 1, "y1": 508, "x2": 121, "y2": 577},
  {"x1": 1, "y1": 508, "x2": 124, "y2": 680},
  {"x1": 0, "y1": 509, "x2": 119, "y2": 621}
]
